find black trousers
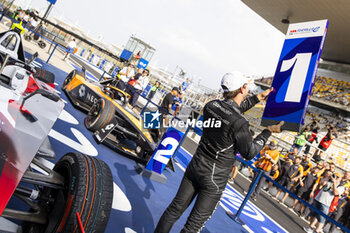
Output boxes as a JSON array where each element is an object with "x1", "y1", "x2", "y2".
[
  {"x1": 154, "y1": 155, "x2": 231, "y2": 233},
  {"x1": 327, "y1": 208, "x2": 344, "y2": 233},
  {"x1": 117, "y1": 80, "x2": 126, "y2": 91},
  {"x1": 129, "y1": 88, "x2": 141, "y2": 107}
]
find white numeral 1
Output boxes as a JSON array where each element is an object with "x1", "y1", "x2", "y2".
[{"x1": 281, "y1": 53, "x2": 312, "y2": 102}]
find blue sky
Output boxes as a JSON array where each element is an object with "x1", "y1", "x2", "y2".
[{"x1": 22, "y1": 0, "x2": 285, "y2": 88}]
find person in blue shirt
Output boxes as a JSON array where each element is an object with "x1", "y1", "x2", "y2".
[
  {"x1": 171, "y1": 92, "x2": 183, "y2": 115},
  {"x1": 181, "y1": 77, "x2": 191, "y2": 92}
]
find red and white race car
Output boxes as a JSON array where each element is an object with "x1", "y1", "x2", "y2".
[{"x1": 0, "y1": 29, "x2": 113, "y2": 233}]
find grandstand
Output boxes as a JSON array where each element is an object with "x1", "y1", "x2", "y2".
[
  {"x1": 256, "y1": 75, "x2": 350, "y2": 107},
  {"x1": 243, "y1": 97, "x2": 350, "y2": 171}
]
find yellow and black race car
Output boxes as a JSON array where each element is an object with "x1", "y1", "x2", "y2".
[{"x1": 62, "y1": 69, "x2": 157, "y2": 161}]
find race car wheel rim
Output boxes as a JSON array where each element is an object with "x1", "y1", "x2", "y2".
[
  {"x1": 86, "y1": 100, "x2": 102, "y2": 128},
  {"x1": 136, "y1": 146, "x2": 142, "y2": 154}
]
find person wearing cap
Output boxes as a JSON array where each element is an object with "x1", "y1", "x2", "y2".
[
  {"x1": 117, "y1": 63, "x2": 135, "y2": 91},
  {"x1": 304, "y1": 171, "x2": 346, "y2": 233},
  {"x1": 264, "y1": 163, "x2": 280, "y2": 192},
  {"x1": 248, "y1": 140, "x2": 280, "y2": 201},
  {"x1": 155, "y1": 71, "x2": 284, "y2": 233},
  {"x1": 275, "y1": 156, "x2": 304, "y2": 205},
  {"x1": 159, "y1": 87, "x2": 180, "y2": 135},
  {"x1": 160, "y1": 87, "x2": 179, "y2": 114},
  {"x1": 128, "y1": 69, "x2": 149, "y2": 107},
  {"x1": 301, "y1": 154, "x2": 313, "y2": 177},
  {"x1": 293, "y1": 166, "x2": 320, "y2": 217}
]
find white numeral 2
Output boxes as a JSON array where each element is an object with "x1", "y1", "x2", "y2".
[{"x1": 153, "y1": 137, "x2": 179, "y2": 164}]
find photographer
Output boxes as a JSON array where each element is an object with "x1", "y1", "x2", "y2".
[
  {"x1": 304, "y1": 172, "x2": 345, "y2": 233},
  {"x1": 313, "y1": 124, "x2": 337, "y2": 162}
]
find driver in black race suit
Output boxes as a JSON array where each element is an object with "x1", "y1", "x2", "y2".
[{"x1": 155, "y1": 71, "x2": 284, "y2": 233}]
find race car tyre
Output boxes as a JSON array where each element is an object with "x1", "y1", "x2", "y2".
[
  {"x1": 85, "y1": 98, "x2": 116, "y2": 132},
  {"x1": 24, "y1": 35, "x2": 32, "y2": 41},
  {"x1": 62, "y1": 70, "x2": 76, "y2": 90},
  {"x1": 38, "y1": 40, "x2": 46, "y2": 49},
  {"x1": 22, "y1": 152, "x2": 113, "y2": 233},
  {"x1": 33, "y1": 34, "x2": 40, "y2": 41},
  {"x1": 33, "y1": 67, "x2": 55, "y2": 84}
]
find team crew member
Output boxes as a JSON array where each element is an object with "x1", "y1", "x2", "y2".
[
  {"x1": 154, "y1": 72, "x2": 284, "y2": 233},
  {"x1": 276, "y1": 147, "x2": 297, "y2": 184},
  {"x1": 159, "y1": 87, "x2": 179, "y2": 135},
  {"x1": 301, "y1": 154, "x2": 313, "y2": 177},
  {"x1": 275, "y1": 156, "x2": 304, "y2": 204},
  {"x1": 248, "y1": 140, "x2": 279, "y2": 201},
  {"x1": 264, "y1": 164, "x2": 280, "y2": 192},
  {"x1": 292, "y1": 166, "x2": 320, "y2": 215}
]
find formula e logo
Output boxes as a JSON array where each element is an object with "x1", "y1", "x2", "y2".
[
  {"x1": 78, "y1": 85, "x2": 86, "y2": 97},
  {"x1": 143, "y1": 110, "x2": 161, "y2": 129}
]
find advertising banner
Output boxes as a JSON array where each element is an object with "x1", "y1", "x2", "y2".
[{"x1": 261, "y1": 20, "x2": 328, "y2": 132}]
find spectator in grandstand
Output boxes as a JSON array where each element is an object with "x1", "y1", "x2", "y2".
[
  {"x1": 290, "y1": 126, "x2": 311, "y2": 154},
  {"x1": 63, "y1": 39, "x2": 76, "y2": 60},
  {"x1": 313, "y1": 124, "x2": 337, "y2": 162},
  {"x1": 248, "y1": 140, "x2": 279, "y2": 201},
  {"x1": 263, "y1": 163, "x2": 280, "y2": 192},
  {"x1": 304, "y1": 172, "x2": 346, "y2": 233},
  {"x1": 292, "y1": 166, "x2": 320, "y2": 215},
  {"x1": 275, "y1": 156, "x2": 304, "y2": 205},
  {"x1": 128, "y1": 69, "x2": 149, "y2": 108},
  {"x1": 117, "y1": 63, "x2": 135, "y2": 91},
  {"x1": 148, "y1": 81, "x2": 160, "y2": 100},
  {"x1": 304, "y1": 120, "x2": 320, "y2": 155},
  {"x1": 325, "y1": 188, "x2": 349, "y2": 233}
]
